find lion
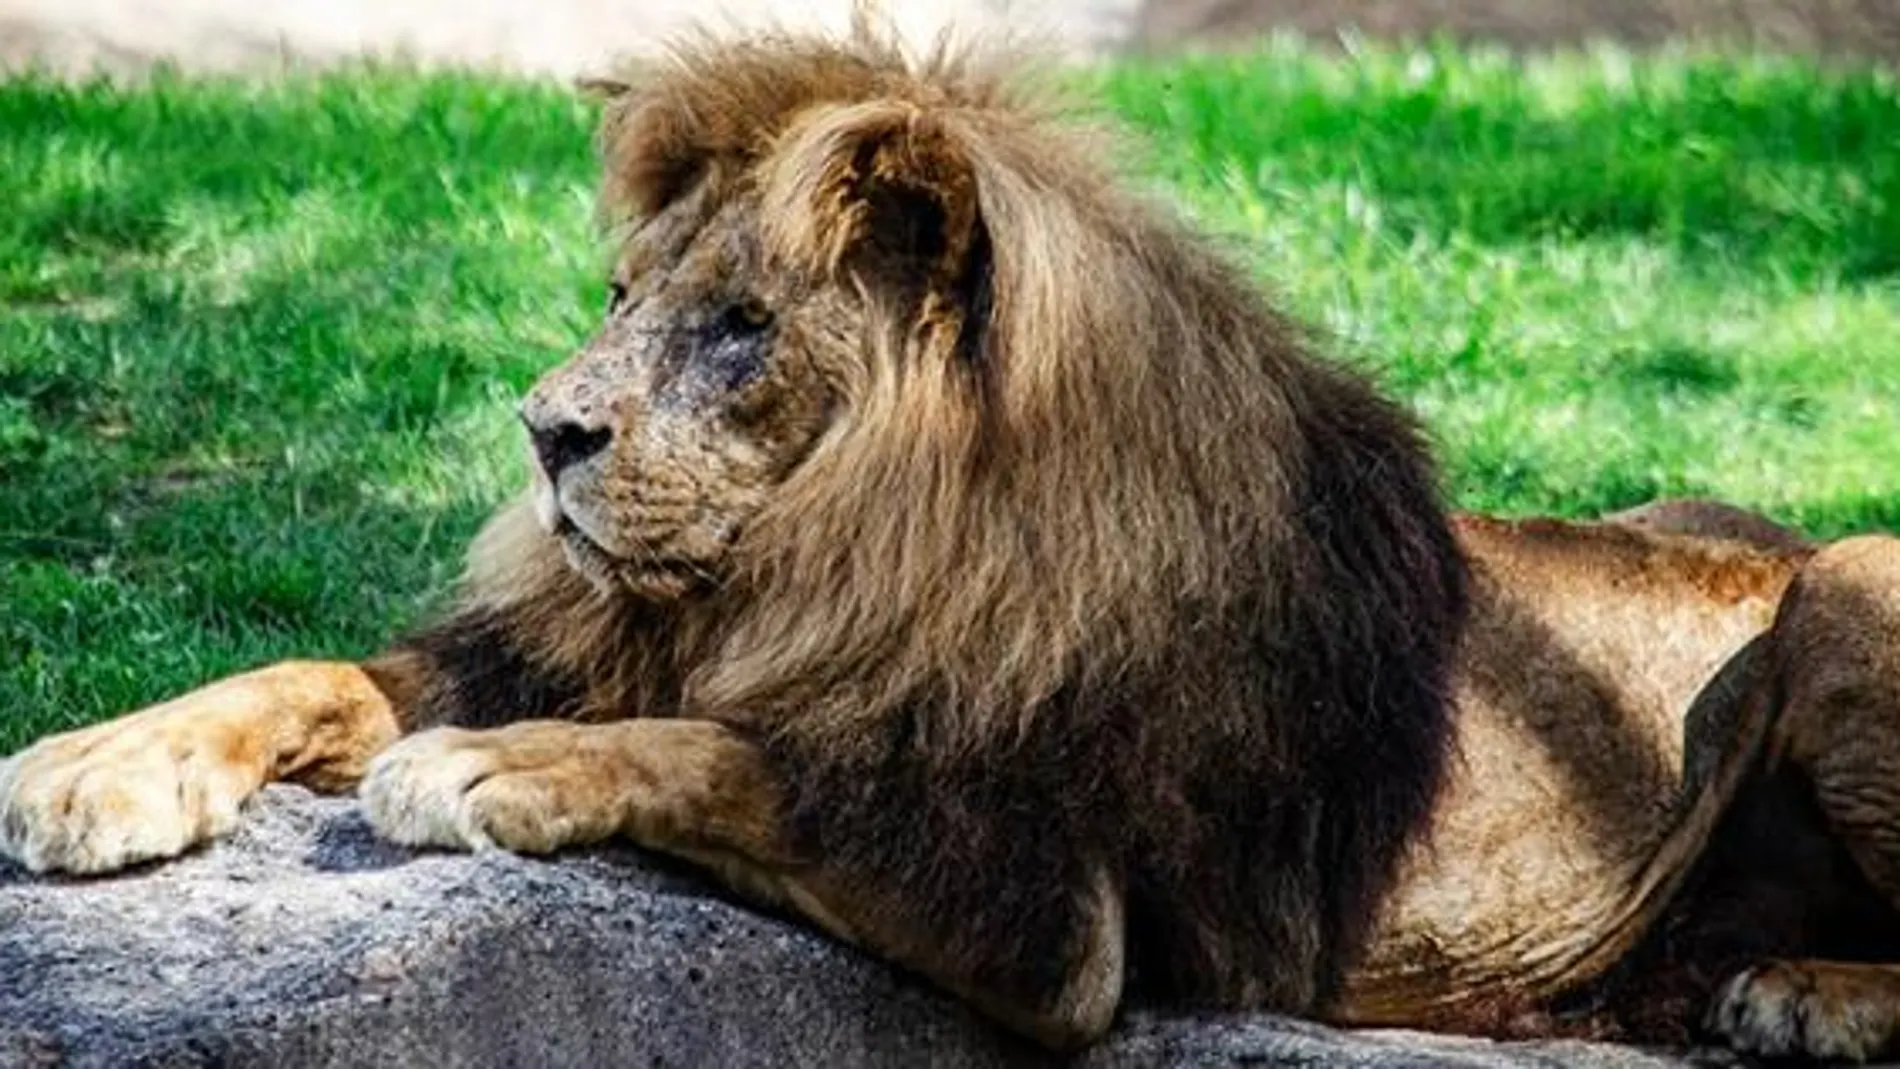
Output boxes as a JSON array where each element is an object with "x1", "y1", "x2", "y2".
[{"x1": 5, "y1": 23, "x2": 1900, "y2": 1061}]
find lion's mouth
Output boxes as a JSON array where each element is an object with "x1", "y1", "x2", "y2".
[
  {"x1": 552, "y1": 515, "x2": 706, "y2": 598},
  {"x1": 552, "y1": 515, "x2": 617, "y2": 574}
]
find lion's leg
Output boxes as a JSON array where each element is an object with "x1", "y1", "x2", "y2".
[
  {"x1": 0, "y1": 660, "x2": 402, "y2": 874},
  {"x1": 358, "y1": 718, "x2": 1125, "y2": 1051},
  {"x1": 0, "y1": 593, "x2": 594, "y2": 877},
  {"x1": 1702, "y1": 535, "x2": 1900, "y2": 1060}
]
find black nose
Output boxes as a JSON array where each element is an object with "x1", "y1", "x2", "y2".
[{"x1": 525, "y1": 417, "x2": 612, "y2": 480}]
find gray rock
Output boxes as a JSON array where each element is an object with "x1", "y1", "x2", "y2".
[{"x1": 0, "y1": 786, "x2": 1733, "y2": 1068}]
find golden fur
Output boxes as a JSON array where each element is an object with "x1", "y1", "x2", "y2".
[{"x1": 8, "y1": 22, "x2": 1900, "y2": 1061}]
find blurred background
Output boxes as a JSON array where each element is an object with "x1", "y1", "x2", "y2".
[{"x1": 4, "y1": 0, "x2": 1899, "y2": 77}]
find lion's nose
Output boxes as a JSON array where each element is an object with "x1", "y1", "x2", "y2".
[{"x1": 521, "y1": 409, "x2": 613, "y2": 480}]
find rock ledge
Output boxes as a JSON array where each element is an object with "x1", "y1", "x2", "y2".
[{"x1": 1, "y1": 786, "x2": 1729, "y2": 1068}]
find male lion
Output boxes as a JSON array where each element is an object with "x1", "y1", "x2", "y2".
[{"x1": 6, "y1": 25, "x2": 1900, "y2": 1061}]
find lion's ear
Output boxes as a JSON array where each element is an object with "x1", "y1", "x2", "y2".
[
  {"x1": 762, "y1": 102, "x2": 981, "y2": 289},
  {"x1": 574, "y1": 75, "x2": 633, "y2": 102}
]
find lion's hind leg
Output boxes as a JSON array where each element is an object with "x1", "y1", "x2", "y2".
[
  {"x1": 1768, "y1": 536, "x2": 1900, "y2": 901},
  {"x1": 1702, "y1": 535, "x2": 1900, "y2": 1060},
  {"x1": 1707, "y1": 961, "x2": 1900, "y2": 1061}
]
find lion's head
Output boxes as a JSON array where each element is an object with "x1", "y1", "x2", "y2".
[
  {"x1": 508, "y1": 28, "x2": 1354, "y2": 719},
  {"x1": 516, "y1": 177, "x2": 836, "y2": 601},
  {"x1": 454, "y1": 24, "x2": 1469, "y2": 1016},
  {"x1": 519, "y1": 32, "x2": 1015, "y2": 603}
]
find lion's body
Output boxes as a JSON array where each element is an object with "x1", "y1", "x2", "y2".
[
  {"x1": 8, "y1": 21, "x2": 1900, "y2": 1060},
  {"x1": 1346, "y1": 518, "x2": 1803, "y2": 1029}
]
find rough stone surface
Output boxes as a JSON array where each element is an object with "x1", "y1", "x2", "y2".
[{"x1": 0, "y1": 786, "x2": 1738, "y2": 1068}]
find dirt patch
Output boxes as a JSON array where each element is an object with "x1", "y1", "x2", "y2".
[
  {"x1": 1137, "y1": 0, "x2": 1900, "y2": 61},
  {"x1": 8, "y1": 0, "x2": 1894, "y2": 83},
  {"x1": 0, "y1": 0, "x2": 1139, "y2": 80}
]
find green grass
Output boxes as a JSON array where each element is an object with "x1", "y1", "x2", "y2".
[{"x1": 4, "y1": 42, "x2": 1899, "y2": 751}]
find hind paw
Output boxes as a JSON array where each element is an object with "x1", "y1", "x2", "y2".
[{"x1": 1706, "y1": 960, "x2": 1900, "y2": 1062}]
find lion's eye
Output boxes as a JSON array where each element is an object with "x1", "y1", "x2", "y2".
[
  {"x1": 695, "y1": 298, "x2": 775, "y2": 396},
  {"x1": 720, "y1": 297, "x2": 774, "y2": 336},
  {"x1": 607, "y1": 279, "x2": 631, "y2": 315}
]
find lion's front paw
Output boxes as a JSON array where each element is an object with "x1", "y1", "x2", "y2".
[
  {"x1": 1706, "y1": 960, "x2": 1900, "y2": 1061},
  {"x1": 0, "y1": 711, "x2": 268, "y2": 875},
  {"x1": 359, "y1": 723, "x2": 629, "y2": 856}
]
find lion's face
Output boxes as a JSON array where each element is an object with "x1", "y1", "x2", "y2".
[{"x1": 520, "y1": 185, "x2": 844, "y2": 598}]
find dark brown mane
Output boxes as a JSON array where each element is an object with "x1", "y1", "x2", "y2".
[{"x1": 390, "y1": 21, "x2": 1471, "y2": 1020}]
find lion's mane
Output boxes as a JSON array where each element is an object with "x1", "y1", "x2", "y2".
[{"x1": 390, "y1": 25, "x2": 1470, "y2": 1015}]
